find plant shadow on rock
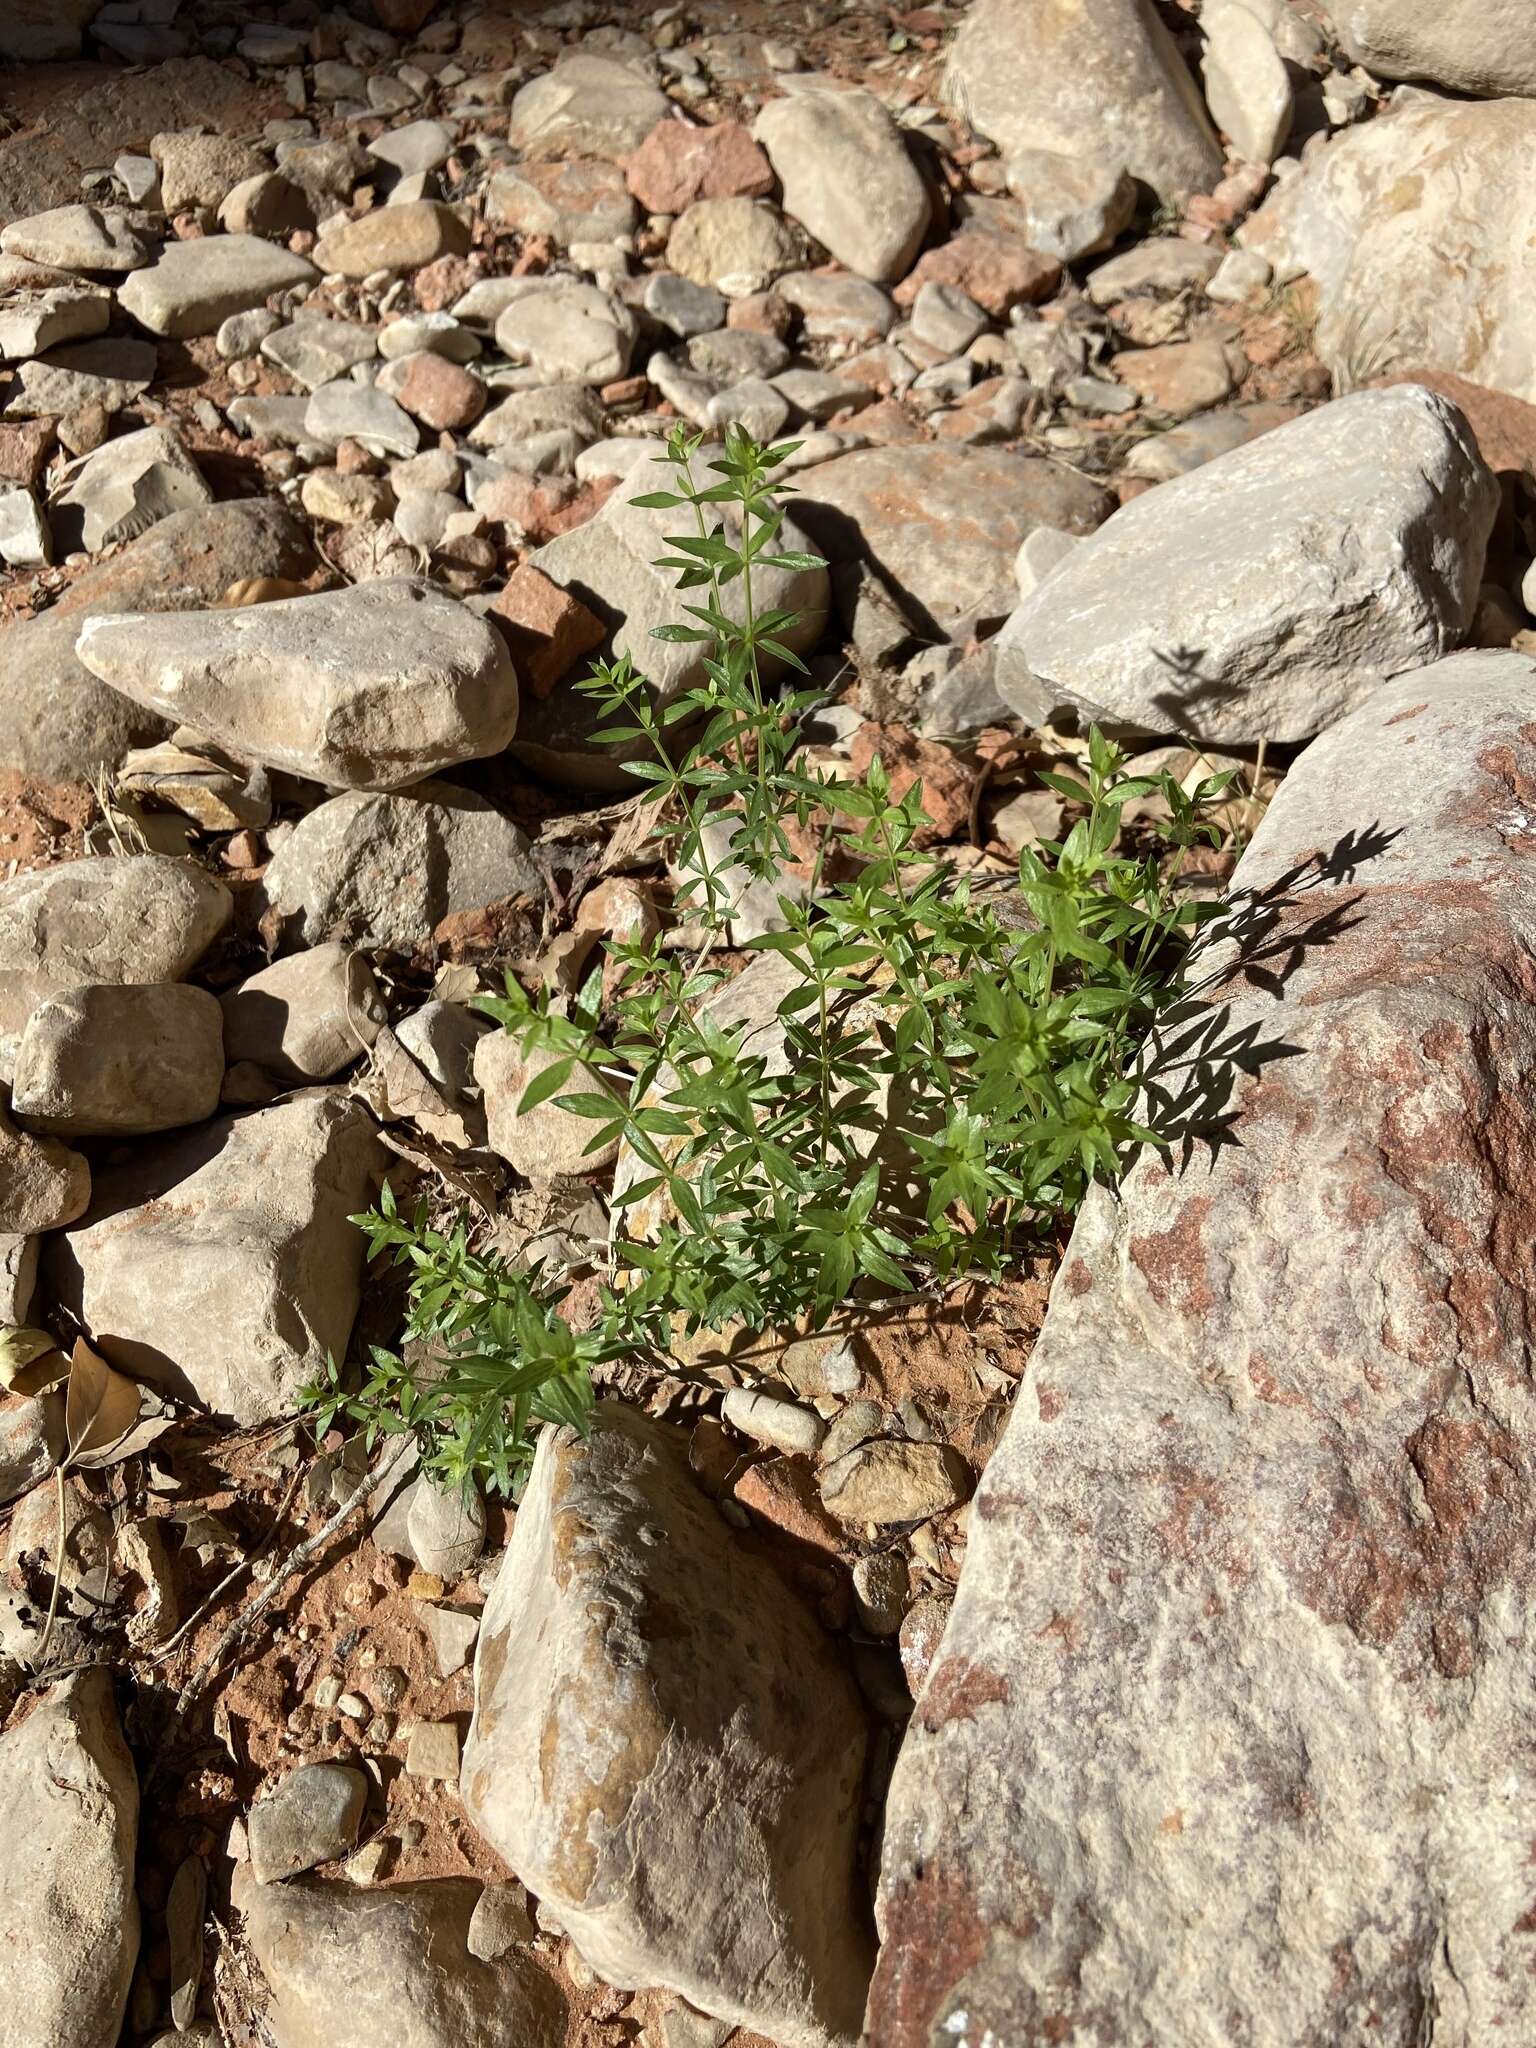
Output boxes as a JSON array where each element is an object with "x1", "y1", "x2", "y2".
[{"x1": 1140, "y1": 821, "x2": 1402, "y2": 1170}]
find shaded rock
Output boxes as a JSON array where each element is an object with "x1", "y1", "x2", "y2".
[
  {"x1": 12, "y1": 983, "x2": 224, "y2": 1137},
  {"x1": 46, "y1": 1092, "x2": 386, "y2": 1426},
  {"x1": 0, "y1": 497, "x2": 317, "y2": 785},
  {"x1": 313, "y1": 201, "x2": 469, "y2": 278},
  {"x1": 248, "y1": 1764, "x2": 367, "y2": 1885},
  {"x1": 793, "y1": 442, "x2": 1109, "y2": 640},
  {"x1": 509, "y1": 54, "x2": 670, "y2": 163},
  {"x1": 868, "y1": 652, "x2": 1536, "y2": 2048},
  {"x1": 1333, "y1": 0, "x2": 1536, "y2": 96},
  {"x1": 78, "y1": 579, "x2": 518, "y2": 792},
  {"x1": 118, "y1": 236, "x2": 317, "y2": 339},
  {"x1": 462, "y1": 1403, "x2": 873, "y2": 2048},
  {"x1": 0, "y1": 1233, "x2": 38, "y2": 1324},
  {"x1": 1086, "y1": 236, "x2": 1224, "y2": 304},
  {"x1": 49, "y1": 423, "x2": 212, "y2": 554},
  {"x1": 220, "y1": 945, "x2": 385, "y2": 1085},
  {"x1": 996, "y1": 386, "x2": 1496, "y2": 744},
  {"x1": 7, "y1": 336, "x2": 157, "y2": 419},
  {"x1": 258, "y1": 783, "x2": 543, "y2": 955},
  {"x1": 0, "y1": 0, "x2": 102, "y2": 62},
  {"x1": 753, "y1": 87, "x2": 928, "y2": 285},
  {"x1": 1243, "y1": 95, "x2": 1536, "y2": 407},
  {"x1": 236, "y1": 1868, "x2": 567, "y2": 2048},
  {"x1": 667, "y1": 197, "x2": 803, "y2": 292},
  {"x1": 0, "y1": 854, "x2": 230, "y2": 1045},
  {"x1": 942, "y1": 0, "x2": 1221, "y2": 205},
  {"x1": 0, "y1": 205, "x2": 149, "y2": 274},
  {"x1": 0, "y1": 1098, "x2": 89, "y2": 1233},
  {"x1": 0, "y1": 1670, "x2": 139, "y2": 2048}
]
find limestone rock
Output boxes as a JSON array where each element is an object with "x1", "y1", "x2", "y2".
[
  {"x1": 77, "y1": 579, "x2": 518, "y2": 792},
  {"x1": 152, "y1": 130, "x2": 267, "y2": 212},
  {"x1": 462, "y1": 1403, "x2": 873, "y2": 2048},
  {"x1": 7, "y1": 336, "x2": 157, "y2": 420},
  {"x1": 236, "y1": 1868, "x2": 567, "y2": 2048},
  {"x1": 118, "y1": 235, "x2": 317, "y2": 339},
  {"x1": 494, "y1": 281, "x2": 637, "y2": 387},
  {"x1": 0, "y1": 285, "x2": 109, "y2": 360},
  {"x1": 1001, "y1": 150, "x2": 1136, "y2": 264},
  {"x1": 753, "y1": 87, "x2": 928, "y2": 285},
  {"x1": 0, "y1": 854, "x2": 230, "y2": 1046},
  {"x1": 995, "y1": 386, "x2": 1497, "y2": 744},
  {"x1": 1242, "y1": 95, "x2": 1536, "y2": 407},
  {"x1": 258, "y1": 783, "x2": 544, "y2": 954},
  {"x1": 942, "y1": 0, "x2": 1222, "y2": 206},
  {"x1": 474, "y1": 1033, "x2": 621, "y2": 1177},
  {"x1": 46, "y1": 1092, "x2": 386, "y2": 1426},
  {"x1": 248, "y1": 1764, "x2": 367, "y2": 1884},
  {"x1": 12, "y1": 983, "x2": 225, "y2": 1137},
  {"x1": 49, "y1": 424, "x2": 212, "y2": 554},
  {"x1": 489, "y1": 158, "x2": 638, "y2": 249},
  {"x1": 0, "y1": 1671, "x2": 139, "y2": 2048},
  {"x1": 0, "y1": 206, "x2": 149, "y2": 274},
  {"x1": 315, "y1": 202, "x2": 468, "y2": 283},
  {"x1": 666, "y1": 197, "x2": 804, "y2": 292},
  {"x1": 793, "y1": 442, "x2": 1109, "y2": 639},
  {"x1": 0, "y1": 0, "x2": 102, "y2": 62},
  {"x1": 508, "y1": 54, "x2": 670, "y2": 163},
  {"x1": 1333, "y1": 0, "x2": 1536, "y2": 96},
  {"x1": 220, "y1": 945, "x2": 385, "y2": 1085},
  {"x1": 0, "y1": 497, "x2": 317, "y2": 784},
  {"x1": 0, "y1": 1098, "x2": 90, "y2": 1233},
  {"x1": 1201, "y1": 0, "x2": 1292, "y2": 164},
  {"x1": 869, "y1": 652, "x2": 1536, "y2": 2048}
]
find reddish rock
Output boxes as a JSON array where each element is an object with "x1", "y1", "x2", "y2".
[
  {"x1": 733, "y1": 1454, "x2": 847, "y2": 1560},
  {"x1": 727, "y1": 290, "x2": 793, "y2": 338},
  {"x1": 373, "y1": 0, "x2": 434, "y2": 27},
  {"x1": 624, "y1": 119, "x2": 773, "y2": 216},
  {"x1": 488, "y1": 563, "x2": 606, "y2": 697},
  {"x1": 0, "y1": 417, "x2": 55, "y2": 490},
  {"x1": 848, "y1": 723, "x2": 972, "y2": 845},
  {"x1": 894, "y1": 231, "x2": 1060, "y2": 318},
  {"x1": 870, "y1": 652, "x2": 1536, "y2": 2048},
  {"x1": 1379, "y1": 368, "x2": 1536, "y2": 483},
  {"x1": 1112, "y1": 336, "x2": 1236, "y2": 419},
  {"x1": 411, "y1": 253, "x2": 477, "y2": 312},
  {"x1": 379, "y1": 350, "x2": 486, "y2": 432}
]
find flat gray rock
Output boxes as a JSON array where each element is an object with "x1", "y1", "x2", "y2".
[
  {"x1": 0, "y1": 204, "x2": 150, "y2": 273},
  {"x1": 248, "y1": 1764, "x2": 367, "y2": 1885},
  {"x1": 0, "y1": 853, "x2": 230, "y2": 1046},
  {"x1": 7, "y1": 336, "x2": 157, "y2": 418},
  {"x1": 870, "y1": 652, "x2": 1536, "y2": 2048},
  {"x1": 118, "y1": 233, "x2": 318, "y2": 339},
  {"x1": 995, "y1": 386, "x2": 1497, "y2": 744},
  {"x1": 507, "y1": 52, "x2": 669, "y2": 162},
  {"x1": 0, "y1": 1672, "x2": 139, "y2": 2048},
  {"x1": 792, "y1": 441, "x2": 1110, "y2": 638},
  {"x1": 303, "y1": 379, "x2": 419, "y2": 457},
  {"x1": 258, "y1": 782, "x2": 545, "y2": 954},
  {"x1": 0, "y1": 284, "x2": 109, "y2": 359},
  {"x1": 46, "y1": 1091, "x2": 386, "y2": 1426},
  {"x1": 48, "y1": 423, "x2": 212, "y2": 554},
  {"x1": 78, "y1": 578, "x2": 518, "y2": 791}
]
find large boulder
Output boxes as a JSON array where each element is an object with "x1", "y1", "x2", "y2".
[
  {"x1": 234, "y1": 1868, "x2": 567, "y2": 2048},
  {"x1": 0, "y1": 498, "x2": 319, "y2": 785},
  {"x1": 995, "y1": 385, "x2": 1496, "y2": 743},
  {"x1": 869, "y1": 651, "x2": 1536, "y2": 2048},
  {"x1": 793, "y1": 443, "x2": 1110, "y2": 641},
  {"x1": 753, "y1": 86, "x2": 929, "y2": 285},
  {"x1": 462, "y1": 1403, "x2": 874, "y2": 2048},
  {"x1": 257, "y1": 783, "x2": 545, "y2": 955},
  {"x1": 47, "y1": 1091, "x2": 387, "y2": 1426},
  {"x1": 1242, "y1": 94, "x2": 1536, "y2": 406},
  {"x1": 1332, "y1": 0, "x2": 1536, "y2": 97},
  {"x1": 942, "y1": 0, "x2": 1221, "y2": 205},
  {"x1": 77, "y1": 579, "x2": 518, "y2": 791},
  {"x1": 0, "y1": 1671, "x2": 139, "y2": 2048},
  {"x1": 0, "y1": 853, "x2": 230, "y2": 1048}
]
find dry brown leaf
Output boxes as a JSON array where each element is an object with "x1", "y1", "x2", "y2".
[
  {"x1": 0, "y1": 1325, "x2": 69, "y2": 1397},
  {"x1": 65, "y1": 1338, "x2": 147, "y2": 1464}
]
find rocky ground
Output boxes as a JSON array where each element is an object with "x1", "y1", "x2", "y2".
[{"x1": 2, "y1": 0, "x2": 1536, "y2": 2044}]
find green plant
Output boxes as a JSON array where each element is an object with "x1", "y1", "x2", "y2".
[{"x1": 310, "y1": 425, "x2": 1232, "y2": 1495}]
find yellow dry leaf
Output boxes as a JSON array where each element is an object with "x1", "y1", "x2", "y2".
[{"x1": 0, "y1": 1325, "x2": 69, "y2": 1398}]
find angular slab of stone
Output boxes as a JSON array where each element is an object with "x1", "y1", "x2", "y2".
[
  {"x1": 462, "y1": 1403, "x2": 873, "y2": 2048},
  {"x1": 508, "y1": 53, "x2": 670, "y2": 162},
  {"x1": 0, "y1": 497, "x2": 317, "y2": 785},
  {"x1": 995, "y1": 386, "x2": 1496, "y2": 744},
  {"x1": 49, "y1": 424, "x2": 213, "y2": 554},
  {"x1": 79, "y1": 578, "x2": 518, "y2": 792},
  {"x1": 0, "y1": 205, "x2": 150, "y2": 274},
  {"x1": 754, "y1": 87, "x2": 929, "y2": 286},
  {"x1": 0, "y1": 1673, "x2": 138, "y2": 2048},
  {"x1": 47, "y1": 1091, "x2": 386, "y2": 1426},
  {"x1": 1243, "y1": 96, "x2": 1536, "y2": 407},
  {"x1": 261, "y1": 315, "x2": 378, "y2": 389},
  {"x1": 942, "y1": 0, "x2": 1221, "y2": 205},
  {"x1": 12, "y1": 983, "x2": 224, "y2": 1137},
  {"x1": 0, "y1": 854, "x2": 230, "y2": 1045},
  {"x1": 235, "y1": 1868, "x2": 567, "y2": 2048},
  {"x1": 489, "y1": 158, "x2": 638, "y2": 249},
  {"x1": 303, "y1": 380, "x2": 419, "y2": 458},
  {"x1": 248, "y1": 1763, "x2": 367, "y2": 1884},
  {"x1": 1333, "y1": 0, "x2": 1536, "y2": 96},
  {"x1": 7, "y1": 336, "x2": 158, "y2": 419},
  {"x1": 0, "y1": 1098, "x2": 89, "y2": 1234},
  {"x1": 793, "y1": 442, "x2": 1109, "y2": 639},
  {"x1": 869, "y1": 652, "x2": 1536, "y2": 2048},
  {"x1": 258, "y1": 783, "x2": 544, "y2": 954},
  {"x1": 0, "y1": 285, "x2": 109, "y2": 360},
  {"x1": 312, "y1": 200, "x2": 469, "y2": 278},
  {"x1": 118, "y1": 234, "x2": 317, "y2": 339}
]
